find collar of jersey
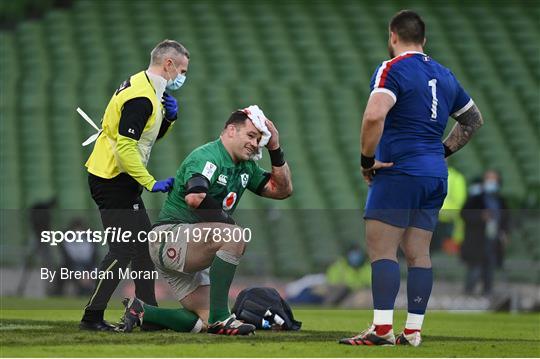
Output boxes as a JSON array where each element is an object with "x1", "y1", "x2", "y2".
[{"x1": 395, "y1": 50, "x2": 426, "y2": 58}]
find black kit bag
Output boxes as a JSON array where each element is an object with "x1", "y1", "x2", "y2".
[{"x1": 232, "y1": 287, "x2": 302, "y2": 330}]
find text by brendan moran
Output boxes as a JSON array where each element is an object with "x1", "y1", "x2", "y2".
[{"x1": 40, "y1": 268, "x2": 158, "y2": 282}]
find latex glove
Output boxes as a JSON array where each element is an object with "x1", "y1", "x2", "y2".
[
  {"x1": 162, "y1": 92, "x2": 178, "y2": 121},
  {"x1": 151, "y1": 177, "x2": 174, "y2": 192}
]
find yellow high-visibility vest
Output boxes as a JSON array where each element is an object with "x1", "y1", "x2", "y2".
[{"x1": 85, "y1": 71, "x2": 165, "y2": 190}]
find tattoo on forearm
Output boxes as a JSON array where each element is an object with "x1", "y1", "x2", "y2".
[
  {"x1": 443, "y1": 104, "x2": 483, "y2": 154},
  {"x1": 262, "y1": 164, "x2": 292, "y2": 199}
]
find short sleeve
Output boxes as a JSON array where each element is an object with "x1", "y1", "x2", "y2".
[
  {"x1": 450, "y1": 73, "x2": 474, "y2": 117},
  {"x1": 370, "y1": 61, "x2": 399, "y2": 103},
  {"x1": 247, "y1": 162, "x2": 271, "y2": 195},
  {"x1": 180, "y1": 152, "x2": 219, "y2": 186}
]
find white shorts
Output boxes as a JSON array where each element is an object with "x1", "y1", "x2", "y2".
[{"x1": 149, "y1": 223, "x2": 210, "y2": 301}]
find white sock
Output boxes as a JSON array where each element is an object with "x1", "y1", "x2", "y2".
[
  {"x1": 190, "y1": 318, "x2": 204, "y2": 333},
  {"x1": 405, "y1": 312, "x2": 424, "y2": 331},
  {"x1": 373, "y1": 309, "x2": 393, "y2": 326}
]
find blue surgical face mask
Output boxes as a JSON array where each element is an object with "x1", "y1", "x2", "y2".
[
  {"x1": 469, "y1": 183, "x2": 483, "y2": 196},
  {"x1": 166, "y1": 63, "x2": 186, "y2": 91},
  {"x1": 166, "y1": 73, "x2": 186, "y2": 91},
  {"x1": 484, "y1": 180, "x2": 499, "y2": 194},
  {"x1": 347, "y1": 250, "x2": 364, "y2": 268}
]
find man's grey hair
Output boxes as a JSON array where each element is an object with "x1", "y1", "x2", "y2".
[{"x1": 150, "y1": 39, "x2": 190, "y2": 65}]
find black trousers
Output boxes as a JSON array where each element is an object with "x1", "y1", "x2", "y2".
[{"x1": 82, "y1": 173, "x2": 157, "y2": 322}]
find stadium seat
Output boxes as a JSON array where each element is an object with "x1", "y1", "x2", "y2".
[{"x1": 1, "y1": 1, "x2": 538, "y2": 276}]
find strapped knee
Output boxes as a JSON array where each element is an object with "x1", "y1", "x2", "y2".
[{"x1": 216, "y1": 249, "x2": 242, "y2": 266}]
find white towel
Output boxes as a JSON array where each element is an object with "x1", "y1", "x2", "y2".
[{"x1": 241, "y1": 105, "x2": 271, "y2": 160}]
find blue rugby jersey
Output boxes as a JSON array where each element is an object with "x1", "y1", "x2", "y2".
[{"x1": 369, "y1": 51, "x2": 473, "y2": 178}]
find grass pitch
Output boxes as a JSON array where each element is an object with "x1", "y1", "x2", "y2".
[{"x1": 0, "y1": 298, "x2": 538, "y2": 357}]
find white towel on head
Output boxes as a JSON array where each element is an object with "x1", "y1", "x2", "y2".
[{"x1": 241, "y1": 105, "x2": 271, "y2": 160}]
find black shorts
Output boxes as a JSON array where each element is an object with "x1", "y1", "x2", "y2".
[{"x1": 88, "y1": 173, "x2": 151, "y2": 252}]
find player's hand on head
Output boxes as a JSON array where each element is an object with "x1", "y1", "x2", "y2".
[
  {"x1": 162, "y1": 92, "x2": 178, "y2": 121},
  {"x1": 265, "y1": 119, "x2": 280, "y2": 150},
  {"x1": 361, "y1": 160, "x2": 393, "y2": 185},
  {"x1": 151, "y1": 177, "x2": 175, "y2": 192}
]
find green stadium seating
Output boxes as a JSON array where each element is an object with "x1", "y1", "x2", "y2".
[{"x1": 1, "y1": 0, "x2": 538, "y2": 274}]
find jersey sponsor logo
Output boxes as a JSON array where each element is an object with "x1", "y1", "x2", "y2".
[
  {"x1": 202, "y1": 162, "x2": 217, "y2": 181},
  {"x1": 222, "y1": 192, "x2": 237, "y2": 211},
  {"x1": 240, "y1": 173, "x2": 249, "y2": 188},
  {"x1": 217, "y1": 174, "x2": 228, "y2": 186}
]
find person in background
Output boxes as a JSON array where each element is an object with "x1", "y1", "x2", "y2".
[
  {"x1": 434, "y1": 165, "x2": 467, "y2": 254},
  {"x1": 17, "y1": 197, "x2": 57, "y2": 296},
  {"x1": 326, "y1": 245, "x2": 371, "y2": 292},
  {"x1": 467, "y1": 177, "x2": 484, "y2": 197},
  {"x1": 286, "y1": 246, "x2": 371, "y2": 306},
  {"x1": 56, "y1": 218, "x2": 99, "y2": 296},
  {"x1": 461, "y1": 170, "x2": 509, "y2": 296}
]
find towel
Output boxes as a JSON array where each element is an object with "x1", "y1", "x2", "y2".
[{"x1": 241, "y1": 105, "x2": 271, "y2": 160}]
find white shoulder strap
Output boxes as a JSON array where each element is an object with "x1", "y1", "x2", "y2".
[{"x1": 77, "y1": 107, "x2": 102, "y2": 146}]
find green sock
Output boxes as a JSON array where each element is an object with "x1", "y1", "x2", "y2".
[
  {"x1": 142, "y1": 304, "x2": 200, "y2": 332},
  {"x1": 209, "y1": 255, "x2": 237, "y2": 324}
]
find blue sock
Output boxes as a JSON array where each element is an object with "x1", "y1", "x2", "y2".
[
  {"x1": 407, "y1": 267, "x2": 433, "y2": 315},
  {"x1": 371, "y1": 259, "x2": 400, "y2": 310}
]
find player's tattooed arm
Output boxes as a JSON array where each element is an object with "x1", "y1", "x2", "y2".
[
  {"x1": 261, "y1": 163, "x2": 293, "y2": 200},
  {"x1": 443, "y1": 104, "x2": 484, "y2": 155}
]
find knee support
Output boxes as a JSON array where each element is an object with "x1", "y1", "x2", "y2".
[{"x1": 216, "y1": 249, "x2": 242, "y2": 266}]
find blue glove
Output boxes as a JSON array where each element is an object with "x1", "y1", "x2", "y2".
[
  {"x1": 162, "y1": 92, "x2": 178, "y2": 121},
  {"x1": 151, "y1": 177, "x2": 174, "y2": 193}
]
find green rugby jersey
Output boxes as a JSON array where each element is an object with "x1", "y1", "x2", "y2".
[{"x1": 157, "y1": 139, "x2": 270, "y2": 224}]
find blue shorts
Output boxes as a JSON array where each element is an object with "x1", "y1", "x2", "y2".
[{"x1": 364, "y1": 174, "x2": 447, "y2": 231}]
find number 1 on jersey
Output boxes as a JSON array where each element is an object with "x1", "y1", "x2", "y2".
[{"x1": 428, "y1": 79, "x2": 438, "y2": 121}]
